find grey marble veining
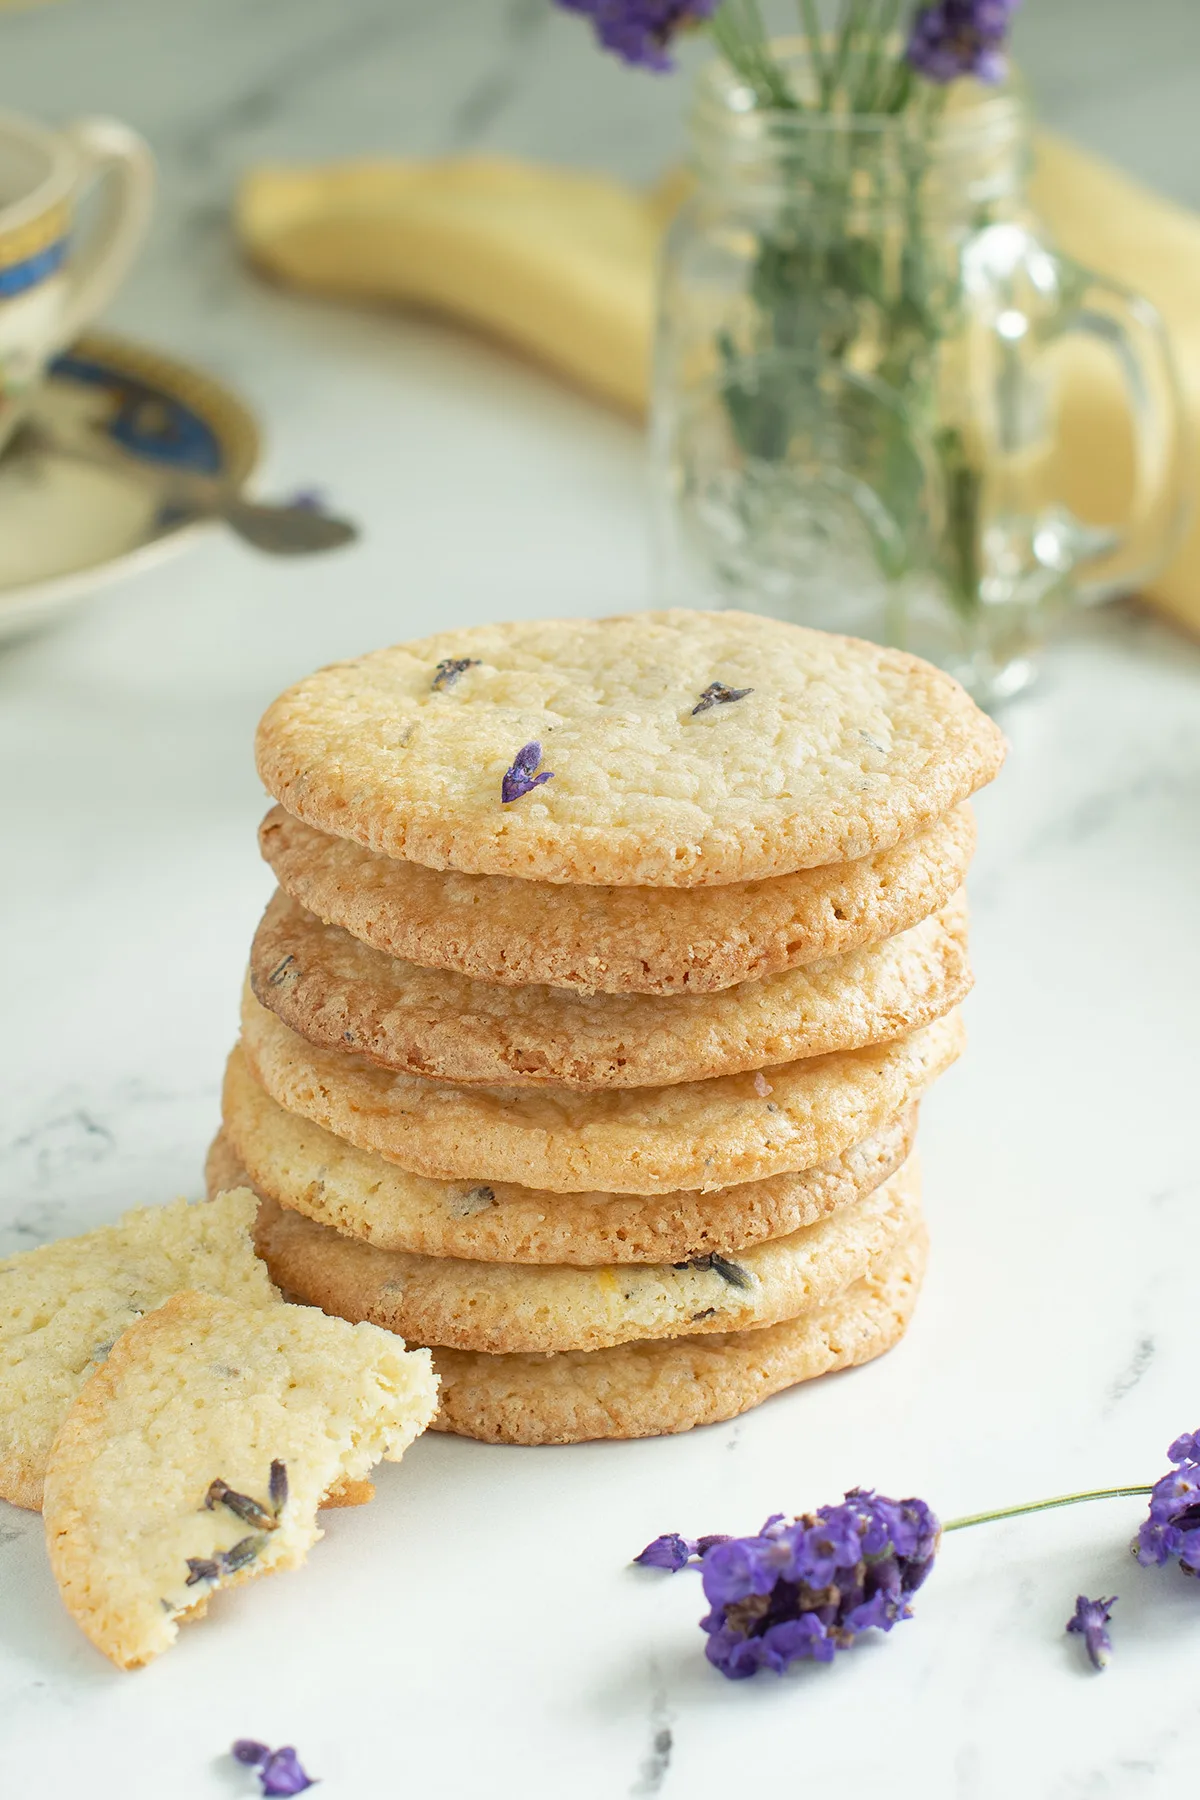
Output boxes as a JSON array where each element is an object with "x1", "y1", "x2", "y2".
[{"x1": 1, "y1": 3, "x2": 1200, "y2": 1796}]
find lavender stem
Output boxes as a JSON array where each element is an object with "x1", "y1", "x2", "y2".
[{"x1": 944, "y1": 1486, "x2": 1155, "y2": 1534}]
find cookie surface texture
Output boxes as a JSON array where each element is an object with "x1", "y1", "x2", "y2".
[
  {"x1": 429, "y1": 1227, "x2": 928, "y2": 1443},
  {"x1": 215, "y1": 1051, "x2": 918, "y2": 1263},
  {"x1": 0, "y1": 1189, "x2": 276, "y2": 1513},
  {"x1": 258, "y1": 802, "x2": 976, "y2": 995},
  {"x1": 254, "y1": 611, "x2": 1005, "y2": 885},
  {"x1": 42, "y1": 1291, "x2": 438, "y2": 1669},
  {"x1": 239, "y1": 982, "x2": 963, "y2": 1193},
  {"x1": 248, "y1": 1153, "x2": 920, "y2": 1353},
  {"x1": 249, "y1": 887, "x2": 970, "y2": 1088}
]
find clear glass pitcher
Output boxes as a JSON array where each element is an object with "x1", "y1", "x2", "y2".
[{"x1": 651, "y1": 48, "x2": 1191, "y2": 705}]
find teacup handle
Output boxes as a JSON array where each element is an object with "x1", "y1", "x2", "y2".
[
  {"x1": 1046, "y1": 259, "x2": 1192, "y2": 604},
  {"x1": 55, "y1": 116, "x2": 155, "y2": 348}
]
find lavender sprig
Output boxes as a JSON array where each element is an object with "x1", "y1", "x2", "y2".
[
  {"x1": 501, "y1": 742, "x2": 554, "y2": 804},
  {"x1": 636, "y1": 1464, "x2": 1186, "y2": 1681}
]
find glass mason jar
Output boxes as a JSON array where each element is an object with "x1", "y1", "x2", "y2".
[{"x1": 651, "y1": 48, "x2": 1190, "y2": 705}]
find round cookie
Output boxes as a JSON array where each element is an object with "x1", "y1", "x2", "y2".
[
  {"x1": 427, "y1": 1229, "x2": 928, "y2": 1443},
  {"x1": 254, "y1": 610, "x2": 1005, "y2": 886},
  {"x1": 245, "y1": 1155, "x2": 920, "y2": 1354},
  {"x1": 258, "y1": 803, "x2": 976, "y2": 996},
  {"x1": 239, "y1": 981, "x2": 963, "y2": 1194},
  {"x1": 249, "y1": 887, "x2": 970, "y2": 1089},
  {"x1": 214, "y1": 1049, "x2": 918, "y2": 1264}
]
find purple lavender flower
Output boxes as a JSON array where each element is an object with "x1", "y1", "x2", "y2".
[
  {"x1": 231, "y1": 1742, "x2": 317, "y2": 1796},
  {"x1": 1066, "y1": 1595, "x2": 1116, "y2": 1671},
  {"x1": 1134, "y1": 1430, "x2": 1200, "y2": 1575},
  {"x1": 698, "y1": 1490, "x2": 939, "y2": 1679},
  {"x1": 556, "y1": 0, "x2": 716, "y2": 72},
  {"x1": 501, "y1": 742, "x2": 554, "y2": 804},
  {"x1": 906, "y1": 0, "x2": 1021, "y2": 85}
]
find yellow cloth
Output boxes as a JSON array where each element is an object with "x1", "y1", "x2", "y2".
[{"x1": 238, "y1": 134, "x2": 1199, "y2": 633}]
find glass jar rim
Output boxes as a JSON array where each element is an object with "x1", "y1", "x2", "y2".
[{"x1": 689, "y1": 36, "x2": 1027, "y2": 149}]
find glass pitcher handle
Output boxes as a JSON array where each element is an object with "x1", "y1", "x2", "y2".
[
  {"x1": 961, "y1": 220, "x2": 1191, "y2": 608},
  {"x1": 1046, "y1": 258, "x2": 1191, "y2": 604}
]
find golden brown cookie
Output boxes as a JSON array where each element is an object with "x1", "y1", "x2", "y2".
[
  {"x1": 42, "y1": 1291, "x2": 438, "y2": 1668},
  {"x1": 254, "y1": 611, "x2": 1005, "y2": 886},
  {"x1": 248, "y1": 1154, "x2": 920, "y2": 1353},
  {"x1": 248, "y1": 886, "x2": 970, "y2": 1088},
  {"x1": 427, "y1": 1227, "x2": 928, "y2": 1443},
  {"x1": 239, "y1": 981, "x2": 963, "y2": 1194},
  {"x1": 214, "y1": 1050, "x2": 918, "y2": 1264},
  {"x1": 258, "y1": 802, "x2": 976, "y2": 995}
]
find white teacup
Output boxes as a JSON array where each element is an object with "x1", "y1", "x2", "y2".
[{"x1": 0, "y1": 110, "x2": 154, "y2": 454}]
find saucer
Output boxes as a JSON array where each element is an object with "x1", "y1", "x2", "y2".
[{"x1": 0, "y1": 332, "x2": 260, "y2": 644}]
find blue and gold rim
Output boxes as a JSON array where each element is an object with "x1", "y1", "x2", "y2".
[
  {"x1": 49, "y1": 331, "x2": 261, "y2": 487},
  {"x1": 0, "y1": 198, "x2": 70, "y2": 295}
]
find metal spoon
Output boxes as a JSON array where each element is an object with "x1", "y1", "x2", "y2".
[{"x1": 8, "y1": 418, "x2": 359, "y2": 556}]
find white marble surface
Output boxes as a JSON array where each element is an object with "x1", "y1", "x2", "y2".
[{"x1": 2, "y1": 1, "x2": 1200, "y2": 1793}]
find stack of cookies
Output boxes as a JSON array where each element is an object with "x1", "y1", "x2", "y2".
[{"x1": 208, "y1": 610, "x2": 1004, "y2": 1444}]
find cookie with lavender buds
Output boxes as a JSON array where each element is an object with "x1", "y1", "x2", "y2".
[
  {"x1": 244, "y1": 1151, "x2": 921, "y2": 1354},
  {"x1": 253, "y1": 611, "x2": 1004, "y2": 887},
  {"x1": 427, "y1": 1227, "x2": 928, "y2": 1444},
  {"x1": 213, "y1": 1050, "x2": 917, "y2": 1264},
  {"x1": 0, "y1": 1189, "x2": 278, "y2": 1513},
  {"x1": 42, "y1": 1292, "x2": 438, "y2": 1670},
  {"x1": 249, "y1": 885, "x2": 970, "y2": 1089},
  {"x1": 258, "y1": 802, "x2": 975, "y2": 996},
  {"x1": 239, "y1": 982, "x2": 963, "y2": 1195}
]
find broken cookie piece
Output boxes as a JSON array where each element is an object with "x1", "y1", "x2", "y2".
[
  {"x1": 42, "y1": 1290, "x2": 438, "y2": 1668},
  {"x1": 0, "y1": 1188, "x2": 277, "y2": 1511}
]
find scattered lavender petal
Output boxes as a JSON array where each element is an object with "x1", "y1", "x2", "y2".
[
  {"x1": 232, "y1": 1741, "x2": 271, "y2": 1767},
  {"x1": 635, "y1": 1533, "x2": 695, "y2": 1571},
  {"x1": 259, "y1": 1746, "x2": 317, "y2": 1796},
  {"x1": 231, "y1": 1742, "x2": 316, "y2": 1795},
  {"x1": 285, "y1": 488, "x2": 326, "y2": 513},
  {"x1": 1066, "y1": 1594, "x2": 1116, "y2": 1670}
]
